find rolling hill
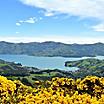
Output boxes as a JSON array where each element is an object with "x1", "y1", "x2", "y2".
[{"x1": 0, "y1": 41, "x2": 104, "y2": 57}]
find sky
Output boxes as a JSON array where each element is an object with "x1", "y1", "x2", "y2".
[{"x1": 0, "y1": 0, "x2": 104, "y2": 44}]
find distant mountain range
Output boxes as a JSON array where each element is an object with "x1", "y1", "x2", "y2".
[{"x1": 0, "y1": 41, "x2": 104, "y2": 57}]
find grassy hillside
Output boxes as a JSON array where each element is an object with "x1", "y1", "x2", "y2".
[
  {"x1": 0, "y1": 41, "x2": 104, "y2": 57},
  {"x1": 65, "y1": 58, "x2": 104, "y2": 78},
  {"x1": 0, "y1": 58, "x2": 104, "y2": 87}
]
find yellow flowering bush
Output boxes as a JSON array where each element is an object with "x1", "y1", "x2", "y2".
[
  {"x1": 0, "y1": 76, "x2": 16, "y2": 103},
  {"x1": 0, "y1": 75, "x2": 104, "y2": 103}
]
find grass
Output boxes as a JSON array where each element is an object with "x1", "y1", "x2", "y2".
[
  {"x1": 0, "y1": 63, "x2": 8, "y2": 67},
  {"x1": 6, "y1": 71, "x2": 60, "y2": 87}
]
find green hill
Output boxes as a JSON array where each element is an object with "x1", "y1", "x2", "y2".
[
  {"x1": 65, "y1": 58, "x2": 104, "y2": 78},
  {"x1": 0, "y1": 41, "x2": 104, "y2": 57}
]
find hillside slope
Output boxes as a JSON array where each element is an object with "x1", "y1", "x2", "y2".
[{"x1": 0, "y1": 41, "x2": 104, "y2": 57}]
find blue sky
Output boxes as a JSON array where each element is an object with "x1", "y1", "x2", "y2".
[{"x1": 0, "y1": 0, "x2": 104, "y2": 43}]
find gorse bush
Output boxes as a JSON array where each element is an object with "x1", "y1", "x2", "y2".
[{"x1": 0, "y1": 76, "x2": 104, "y2": 104}]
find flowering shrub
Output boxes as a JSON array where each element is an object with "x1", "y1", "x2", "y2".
[{"x1": 0, "y1": 76, "x2": 104, "y2": 103}]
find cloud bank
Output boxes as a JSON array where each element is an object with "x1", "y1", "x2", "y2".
[
  {"x1": 19, "y1": 0, "x2": 104, "y2": 32},
  {"x1": 0, "y1": 36, "x2": 104, "y2": 44},
  {"x1": 92, "y1": 23, "x2": 104, "y2": 32},
  {"x1": 19, "y1": 0, "x2": 104, "y2": 20}
]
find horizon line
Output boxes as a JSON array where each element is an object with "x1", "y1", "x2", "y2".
[
  {"x1": 0, "y1": 40, "x2": 103, "y2": 45},
  {"x1": 0, "y1": 36, "x2": 104, "y2": 44}
]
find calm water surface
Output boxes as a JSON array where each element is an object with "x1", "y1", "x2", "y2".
[{"x1": 0, "y1": 55, "x2": 103, "y2": 71}]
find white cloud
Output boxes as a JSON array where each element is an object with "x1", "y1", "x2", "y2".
[
  {"x1": 19, "y1": 20, "x2": 24, "y2": 23},
  {"x1": 92, "y1": 23, "x2": 104, "y2": 32},
  {"x1": 19, "y1": 0, "x2": 104, "y2": 32},
  {"x1": 16, "y1": 22, "x2": 21, "y2": 26},
  {"x1": 19, "y1": 0, "x2": 104, "y2": 20},
  {"x1": 16, "y1": 32, "x2": 20, "y2": 34},
  {"x1": 44, "y1": 11, "x2": 55, "y2": 17},
  {"x1": 19, "y1": 17, "x2": 38, "y2": 24},
  {"x1": 39, "y1": 17, "x2": 43, "y2": 20},
  {"x1": 0, "y1": 36, "x2": 104, "y2": 44},
  {"x1": 16, "y1": 17, "x2": 38, "y2": 26},
  {"x1": 38, "y1": 10, "x2": 55, "y2": 17},
  {"x1": 23, "y1": 17, "x2": 38, "y2": 23}
]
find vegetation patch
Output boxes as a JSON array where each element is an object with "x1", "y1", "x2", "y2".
[{"x1": 0, "y1": 76, "x2": 104, "y2": 103}]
